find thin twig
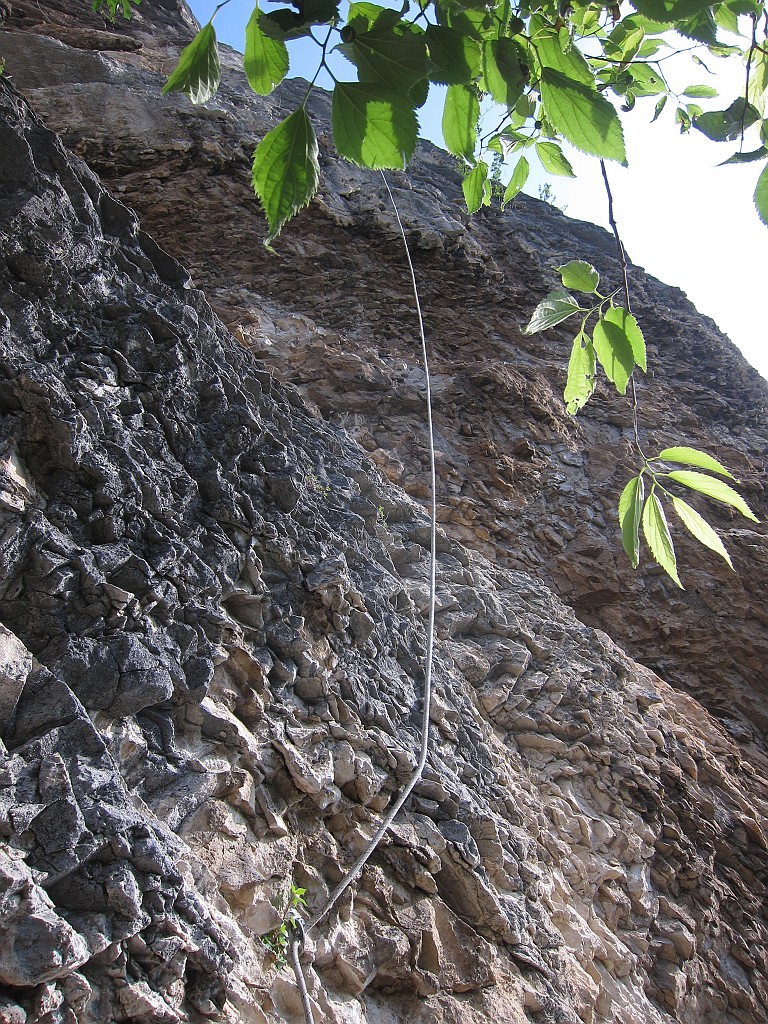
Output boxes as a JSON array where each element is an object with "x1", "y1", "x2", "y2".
[{"x1": 600, "y1": 159, "x2": 643, "y2": 456}]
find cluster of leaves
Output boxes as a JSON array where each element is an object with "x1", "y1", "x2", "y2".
[
  {"x1": 525, "y1": 261, "x2": 759, "y2": 584},
  {"x1": 260, "y1": 883, "x2": 307, "y2": 965},
  {"x1": 151, "y1": 0, "x2": 768, "y2": 241},
  {"x1": 92, "y1": 0, "x2": 141, "y2": 20},
  {"x1": 619, "y1": 446, "x2": 758, "y2": 586},
  {"x1": 524, "y1": 259, "x2": 646, "y2": 414}
]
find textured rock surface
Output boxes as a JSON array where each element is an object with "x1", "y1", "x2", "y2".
[
  {"x1": 3, "y1": 0, "x2": 767, "y2": 761},
  {"x1": 1, "y1": 4, "x2": 768, "y2": 1023}
]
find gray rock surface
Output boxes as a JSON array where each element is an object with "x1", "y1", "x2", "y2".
[{"x1": 0, "y1": 9, "x2": 767, "y2": 1024}]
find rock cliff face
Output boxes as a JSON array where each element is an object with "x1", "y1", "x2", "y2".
[{"x1": 1, "y1": 4, "x2": 767, "y2": 1024}]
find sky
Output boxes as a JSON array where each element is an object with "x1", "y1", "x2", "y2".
[{"x1": 189, "y1": 1, "x2": 768, "y2": 381}]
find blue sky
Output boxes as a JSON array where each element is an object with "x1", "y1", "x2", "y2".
[{"x1": 188, "y1": 0, "x2": 767, "y2": 380}]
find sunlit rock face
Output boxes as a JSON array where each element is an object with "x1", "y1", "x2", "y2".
[{"x1": 1, "y1": 4, "x2": 767, "y2": 1023}]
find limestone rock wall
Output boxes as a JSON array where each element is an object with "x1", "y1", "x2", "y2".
[{"x1": 0, "y1": 5, "x2": 767, "y2": 1024}]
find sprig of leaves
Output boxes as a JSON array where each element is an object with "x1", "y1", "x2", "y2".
[
  {"x1": 619, "y1": 446, "x2": 759, "y2": 586},
  {"x1": 260, "y1": 883, "x2": 308, "y2": 966},
  {"x1": 524, "y1": 260, "x2": 646, "y2": 413}
]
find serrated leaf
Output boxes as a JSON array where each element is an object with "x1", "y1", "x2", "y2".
[
  {"x1": 748, "y1": 46, "x2": 768, "y2": 116},
  {"x1": 462, "y1": 162, "x2": 489, "y2": 213},
  {"x1": 656, "y1": 446, "x2": 735, "y2": 477},
  {"x1": 540, "y1": 69, "x2": 627, "y2": 164},
  {"x1": 536, "y1": 26, "x2": 594, "y2": 86},
  {"x1": 618, "y1": 474, "x2": 645, "y2": 567},
  {"x1": 252, "y1": 108, "x2": 319, "y2": 245},
  {"x1": 481, "y1": 38, "x2": 524, "y2": 107},
  {"x1": 332, "y1": 82, "x2": 418, "y2": 168},
  {"x1": 442, "y1": 84, "x2": 479, "y2": 161},
  {"x1": 642, "y1": 491, "x2": 683, "y2": 587},
  {"x1": 245, "y1": 9, "x2": 289, "y2": 95},
  {"x1": 667, "y1": 470, "x2": 759, "y2": 521},
  {"x1": 670, "y1": 495, "x2": 734, "y2": 569},
  {"x1": 755, "y1": 162, "x2": 768, "y2": 226},
  {"x1": 524, "y1": 289, "x2": 582, "y2": 334},
  {"x1": 502, "y1": 155, "x2": 529, "y2": 206},
  {"x1": 631, "y1": 0, "x2": 715, "y2": 23},
  {"x1": 557, "y1": 260, "x2": 599, "y2": 293},
  {"x1": 535, "y1": 140, "x2": 576, "y2": 177},
  {"x1": 425, "y1": 24, "x2": 481, "y2": 85},
  {"x1": 343, "y1": 22, "x2": 428, "y2": 91},
  {"x1": 592, "y1": 308, "x2": 643, "y2": 392},
  {"x1": 676, "y1": 7, "x2": 718, "y2": 44},
  {"x1": 564, "y1": 330, "x2": 596, "y2": 414},
  {"x1": 694, "y1": 98, "x2": 761, "y2": 140},
  {"x1": 162, "y1": 22, "x2": 221, "y2": 105}
]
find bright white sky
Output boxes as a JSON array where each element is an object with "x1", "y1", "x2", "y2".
[{"x1": 191, "y1": 1, "x2": 768, "y2": 380}]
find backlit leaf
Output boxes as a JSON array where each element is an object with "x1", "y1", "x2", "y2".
[
  {"x1": 667, "y1": 470, "x2": 759, "y2": 521},
  {"x1": 344, "y1": 22, "x2": 428, "y2": 91},
  {"x1": 535, "y1": 140, "x2": 576, "y2": 177},
  {"x1": 671, "y1": 495, "x2": 734, "y2": 569},
  {"x1": 618, "y1": 474, "x2": 645, "y2": 567},
  {"x1": 755, "y1": 162, "x2": 768, "y2": 226},
  {"x1": 564, "y1": 330, "x2": 596, "y2": 414},
  {"x1": 540, "y1": 69, "x2": 627, "y2": 163},
  {"x1": 245, "y1": 9, "x2": 289, "y2": 95},
  {"x1": 592, "y1": 309, "x2": 640, "y2": 393},
  {"x1": 656, "y1": 446, "x2": 735, "y2": 477},
  {"x1": 642, "y1": 491, "x2": 683, "y2": 587},
  {"x1": 502, "y1": 155, "x2": 529, "y2": 206},
  {"x1": 524, "y1": 289, "x2": 582, "y2": 334},
  {"x1": 252, "y1": 108, "x2": 319, "y2": 245},
  {"x1": 462, "y1": 162, "x2": 490, "y2": 213},
  {"x1": 163, "y1": 22, "x2": 221, "y2": 105},
  {"x1": 557, "y1": 260, "x2": 599, "y2": 293},
  {"x1": 443, "y1": 84, "x2": 479, "y2": 161},
  {"x1": 481, "y1": 38, "x2": 524, "y2": 106},
  {"x1": 694, "y1": 98, "x2": 761, "y2": 140},
  {"x1": 631, "y1": 0, "x2": 715, "y2": 23},
  {"x1": 425, "y1": 24, "x2": 481, "y2": 84},
  {"x1": 332, "y1": 82, "x2": 418, "y2": 168}
]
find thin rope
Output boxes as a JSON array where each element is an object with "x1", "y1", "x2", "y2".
[{"x1": 287, "y1": 172, "x2": 439, "y2": 1019}]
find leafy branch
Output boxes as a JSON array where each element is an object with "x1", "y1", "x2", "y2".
[{"x1": 260, "y1": 882, "x2": 308, "y2": 966}]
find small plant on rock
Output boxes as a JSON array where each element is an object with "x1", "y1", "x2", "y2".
[{"x1": 260, "y1": 883, "x2": 307, "y2": 966}]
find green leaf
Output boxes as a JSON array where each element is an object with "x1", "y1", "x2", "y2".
[
  {"x1": 502, "y1": 155, "x2": 529, "y2": 206},
  {"x1": 252, "y1": 108, "x2": 319, "y2": 245},
  {"x1": 618, "y1": 474, "x2": 645, "y2": 568},
  {"x1": 462, "y1": 162, "x2": 490, "y2": 213},
  {"x1": 563, "y1": 330, "x2": 596, "y2": 414},
  {"x1": 332, "y1": 82, "x2": 418, "y2": 168},
  {"x1": 667, "y1": 470, "x2": 759, "y2": 521},
  {"x1": 425, "y1": 25, "x2": 481, "y2": 85},
  {"x1": 245, "y1": 9, "x2": 289, "y2": 95},
  {"x1": 535, "y1": 140, "x2": 576, "y2": 177},
  {"x1": 748, "y1": 46, "x2": 768, "y2": 116},
  {"x1": 540, "y1": 69, "x2": 627, "y2": 163},
  {"x1": 442, "y1": 84, "x2": 479, "y2": 161},
  {"x1": 682, "y1": 84, "x2": 718, "y2": 97},
  {"x1": 670, "y1": 495, "x2": 734, "y2": 569},
  {"x1": 676, "y1": 7, "x2": 718, "y2": 44},
  {"x1": 718, "y1": 147, "x2": 768, "y2": 165},
  {"x1": 642, "y1": 492, "x2": 683, "y2": 587},
  {"x1": 631, "y1": 0, "x2": 716, "y2": 23},
  {"x1": 694, "y1": 98, "x2": 761, "y2": 140},
  {"x1": 524, "y1": 289, "x2": 582, "y2": 334},
  {"x1": 557, "y1": 260, "x2": 599, "y2": 293},
  {"x1": 343, "y1": 22, "x2": 429, "y2": 91},
  {"x1": 481, "y1": 38, "x2": 524, "y2": 107},
  {"x1": 536, "y1": 25, "x2": 594, "y2": 86},
  {"x1": 592, "y1": 308, "x2": 643, "y2": 392},
  {"x1": 656, "y1": 445, "x2": 735, "y2": 477},
  {"x1": 162, "y1": 22, "x2": 221, "y2": 105},
  {"x1": 652, "y1": 94, "x2": 668, "y2": 122},
  {"x1": 755, "y1": 162, "x2": 768, "y2": 226}
]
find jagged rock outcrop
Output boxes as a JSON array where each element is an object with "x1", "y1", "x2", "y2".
[
  {"x1": 2, "y1": 0, "x2": 767, "y2": 763},
  {"x1": 1, "y1": 5, "x2": 768, "y2": 1024}
]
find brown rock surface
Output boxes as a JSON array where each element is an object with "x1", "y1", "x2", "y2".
[{"x1": 1, "y1": 4, "x2": 767, "y2": 1023}]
